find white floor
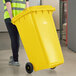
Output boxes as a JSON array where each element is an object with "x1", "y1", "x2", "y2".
[
  {"x1": 0, "y1": 33, "x2": 76, "y2": 76},
  {"x1": 0, "y1": 47, "x2": 76, "y2": 76}
]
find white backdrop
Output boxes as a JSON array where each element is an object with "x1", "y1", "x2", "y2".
[{"x1": 29, "y1": 0, "x2": 40, "y2": 6}]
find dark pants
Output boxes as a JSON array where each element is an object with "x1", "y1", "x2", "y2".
[{"x1": 5, "y1": 18, "x2": 19, "y2": 62}]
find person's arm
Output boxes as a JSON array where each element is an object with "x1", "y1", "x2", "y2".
[
  {"x1": 26, "y1": 0, "x2": 29, "y2": 8},
  {"x1": 5, "y1": 0, "x2": 13, "y2": 20}
]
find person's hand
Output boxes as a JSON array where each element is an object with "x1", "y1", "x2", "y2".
[
  {"x1": 6, "y1": 2, "x2": 13, "y2": 20},
  {"x1": 26, "y1": 1, "x2": 29, "y2": 8}
]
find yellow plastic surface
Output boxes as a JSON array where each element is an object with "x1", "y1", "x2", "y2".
[{"x1": 12, "y1": 5, "x2": 64, "y2": 71}]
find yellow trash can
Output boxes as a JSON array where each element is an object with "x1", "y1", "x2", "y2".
[{"x1": 12, "y1": 5, "x2": 64, "y2": 73}]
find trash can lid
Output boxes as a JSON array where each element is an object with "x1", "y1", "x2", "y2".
[{"x1": 12, "y1": 5, "x2": 55, "y2": 24}]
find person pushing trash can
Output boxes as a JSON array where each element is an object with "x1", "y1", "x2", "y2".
[{"x1": 3, "y1": 0, "x2": 29, "y2": 66}]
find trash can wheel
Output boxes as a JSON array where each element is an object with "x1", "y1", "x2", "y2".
[
  {"x1": 50, "y1": 67, "x2": 56, "y2": 70},
  {"x1": 25, "y1": 62, "x2": 33, "y2": 74}
]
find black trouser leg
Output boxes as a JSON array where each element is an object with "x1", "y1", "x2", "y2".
[{"x1": 5, "y1": 18, "x2": 20, "y2": 62}]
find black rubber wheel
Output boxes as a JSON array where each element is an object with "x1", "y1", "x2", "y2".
[
  {"x1": 25, "y1": 62, "x2": 33, "y2": 74},
  {"x1": 50, "y1": 67, "x2": 56, "y2": 70}
]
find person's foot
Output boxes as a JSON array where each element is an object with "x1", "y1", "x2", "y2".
[
  {"x1": 9, "y1": 61, "x2": 20, "y2": 66},
  {"x1": 9, "y1": 56, "x2": 20, "y2": 66},
  {"x1": 9, "y1": 56, "x2": 13, "y2": 62}
]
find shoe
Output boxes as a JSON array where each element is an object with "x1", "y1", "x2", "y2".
[
  {"x1": 9, "y1": 61, "x2": 20, "y2": 66},
  {"x1": 9, "y1": 56, "x2": 20, "y2": 66},
  {"x1": 9, "y1": 56, "x2": 13, "y2": 62}
]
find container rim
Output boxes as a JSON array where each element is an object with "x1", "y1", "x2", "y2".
[{"x1": 12, "y1": 5, "x2": 56, "y2": 24}]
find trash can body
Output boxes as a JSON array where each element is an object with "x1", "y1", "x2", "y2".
[{"x1": 12, "y1": 5, "x2": 64, "y2": 71}]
